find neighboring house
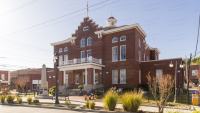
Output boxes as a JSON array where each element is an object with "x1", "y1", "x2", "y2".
[
  {"x1": 50, "y1": 16, "x2": 183, "y2": 92},
  {"x1": 0, "y1": 70, "x2": 10, "y2": 85},
  {"x1": 183, "y1": 65, "x2": 200, "y2": 85},
  {"x1": 10, "y1": 68, "x2": 53, "y2": 91}
]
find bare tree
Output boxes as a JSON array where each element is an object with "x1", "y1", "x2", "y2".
[{"x1": 147, "y1": 73, "x2": 175, "y2": 113}]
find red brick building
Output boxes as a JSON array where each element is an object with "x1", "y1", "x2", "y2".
[
  {"x1": 50, "y1": 16, "x2": 183, "y2": 92},
  {"x1": 0, "y1": 70, "x2": 10, "y2": 85},
  {"x1": 183, "y1": 65, "x2": 200, "y2": 85}
]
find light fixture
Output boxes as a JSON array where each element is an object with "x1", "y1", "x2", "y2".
[
  {"x1": 100, "y1": 71, "x2": 102, "y2": 74},
  {"x1": 106, "y1": 71, "x2": 109, "y2": 74},
  {"x1": 169, "y1": 61, "x2": 173, "y2": 67},
  {"x1": 177, "y1": 70, "x2": 180, "y2": 73},
  {"x1": 179, "y1": 62, "x2": 183, "y2": 68},
  {"x1": 53, "y1": 75, "x2": 55, "y2": 78}
]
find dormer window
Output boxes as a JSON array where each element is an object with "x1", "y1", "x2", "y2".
[
  {"x1": 83, "y1": 26, "x2": 89, "y2": 31},
  {"x1": 120, "y1": 36, "x2": 126, "y2": 41},
  {"x1": 64, "y1": 47, "x2": 68, "y2": 52},
  {"x1": 59, "y1": 48, "x2": 63, "y2": 52},
  {"x1": 87, "y1": 37, "x2": 92, "y2": 46},
  {"x1": 81, "y1": 39, "x2": 85, "y2": 47},
  {"x1": 112, "y1": 37, "x2": 118, "y2": 43}
]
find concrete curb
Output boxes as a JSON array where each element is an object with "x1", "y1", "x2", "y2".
[{"x1": 0, "y1": 103, "x2": 130, "y2": 113}]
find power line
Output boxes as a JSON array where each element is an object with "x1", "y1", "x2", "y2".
[
  {"x1": 0, "y1": 0, "x2": 37, "y2": 16},
  {"x1": 0, "y1": 57, "x2": 52, "y2": 64},
  {"x1": 0, "y1": 0, "x2": 111, "y2": 38}
]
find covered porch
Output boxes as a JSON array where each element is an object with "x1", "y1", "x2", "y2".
[{"x1": 58, "y1": 63, "x2": 105, "y2": 92}]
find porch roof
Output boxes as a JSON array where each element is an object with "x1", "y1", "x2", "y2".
[{"x1": 58, "y1": 63, "x2": 105, "y2": 71}]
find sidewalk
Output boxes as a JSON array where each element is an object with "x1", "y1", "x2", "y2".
[{"x1": 17, "y1": 96, "x2": 197, "y2": 113}]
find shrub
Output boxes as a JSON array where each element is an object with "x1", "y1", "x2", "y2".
[
  {"x1": 103, "y1": 87, "x2": 119, "y2": 111},
  {"x1": 123, "y1": 87, "x2": 134, "y2": 92},
  {"x1": 27, "y1": 97, "x2": 32, "y2": 104},
  {"x1": 65, "y1": 100, "x2": 71, "y2": 106},
  {"x1": 0, "y1": 95, "x2": 6, "y2": 103},
  {"x1": 85, "y1": 99, "x2": 89, "y2": 108},
  {"x1": 33, "y1": 99, "x2": 39, "y2": 104},
  {"x1": 138, "y1": 84, "x2": 149, "y2": 91},
  {"x1": 17, "y1": 97, "x2": 22, "y2": 104},
  {"x1": 7, "y1": 95, "x2": 15, "y2": 103},
  {"x1": 121, "y1": 90, "x2": 143, "y2": 112},
  {"x1": 192, "y1": 110, "x2": 200, "y2": 113},
  {"x1": 89, "y1": 101, "x2": 95, "y2": 109},
  {"x1": 78, "y1": 85, "x2": 84, "y2": 89}
]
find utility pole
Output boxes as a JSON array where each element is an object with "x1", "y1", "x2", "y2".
[
  {"x1": 187, "y1": 53, "x2": 192, "y2": 105},
  {"x1": 174, "y1": 61, "x2": 177, "y2": 103},
  {"x1": 185, "y1": 55, "x2": 188, "y2": 87}
]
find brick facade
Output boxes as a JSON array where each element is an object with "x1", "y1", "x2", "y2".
[
  {"x1": 50, "y1": 16, "x2": 183, "y2": 91},
  {"x1": 0, "y1": 70, "x2": 10, "y2": 85}
]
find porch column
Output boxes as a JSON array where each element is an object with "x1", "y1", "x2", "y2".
[
  {"x1": 85, "y1": 68, "x2": 87, "y2": 85},
  {"x1": 93, "y1": 68, "x2": 95, "y2": 84}
]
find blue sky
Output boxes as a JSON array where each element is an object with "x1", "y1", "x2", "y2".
[{"x1": 0, "y1": 0, "x2": 199, "y2": 70}]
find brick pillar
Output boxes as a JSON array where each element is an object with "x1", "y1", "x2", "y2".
[{"x1": 87, "y1": 68, "x2": 93, "y2": 84}]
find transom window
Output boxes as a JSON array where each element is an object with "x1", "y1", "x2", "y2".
[
  {"x1": 81, "y1": 39, "x2": 85, "y2": 47},
  {"x1": 112, "y1": 47, "x2": 118, "y2": 61},
  {"x1": 64, "y1": 47, "x2": 68, "y2": 51},
  {"x1": 120, "y1": 69, "x2": 126, "y2": 83},
  {"x1": 112, "y1": 70, "x2": 118, "y2": 84},
  {"x1": 87, "y1": 37, "x2": 92, "y2": 46},
  {"x1": 112, "y1": 37, "x2": 118, "y2": 43},
  {"x1": 59, "y1": 48, "x2": 63, "y2": 52},
  {"x1": 120, "y1": 45, "x2": 126, "y2": 60},
  {"x1": 120, "y1": 36, "x2": 126, "y2": 41}
]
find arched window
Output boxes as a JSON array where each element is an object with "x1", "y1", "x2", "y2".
[
  {"x1": 120, "y1": 36, "x2": 126, "y2": 41},
  {"x1": 87, "y1": 37, "x2": 92, "y2": 46},
  {"x1": 112, "y1": 37, "x2": 118, "y2": 43},
  {"x1": 59, "y1": 48, "x2": 63, "y2": 52},
  {"x1": 64, "y1": 47, "x2": 68, "y2": 52},
  {"x1": 81, "y1": 39, "x2": 85, "y2": 47}
]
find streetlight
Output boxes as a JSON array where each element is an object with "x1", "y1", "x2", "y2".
[
  {"x1": 169, "y1": 61, "x2": 183, "y2": 103},
  {"x1": 54, "y1": 53, "x2": 59, "y2": 104},
  {"x1": 49, "y1": 75, "x2": 55, "y2": 88}
]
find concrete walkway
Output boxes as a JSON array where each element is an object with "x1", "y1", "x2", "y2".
[{"x1": 16, "y1": 96, "x2": 198, "y2": 113}]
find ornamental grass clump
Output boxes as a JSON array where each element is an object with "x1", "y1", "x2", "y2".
[
  {"x1": 17, "y1": 97, "x2": 22, "y2": 104},
  {"x1": 85, "y1": 99, "x2": 89, "y2": 108},
  {"x1": 6, "y1": 95, "x2": 15, "y2": 103},
  {"x1": 89, "y1": 101, "x2": 95, "y2": 109},
  {"x1": 33, "y1": 99, "x2": 39, "y2": 104},
  {"x1": 103, "y1": 87, "x2": 119, "y2": 111},
  {"x1": 0, "y1": 95, "x2": 6, "y2": 103},
  {"x1": 27, "y1": 97, "x2": 32, "y2": 104},
  {"x1": 121, "y1": 90, "x2": 143, "y2": 112},
  {"x1": 65, "y1": 100, "x2": 71, "y2": 107}
]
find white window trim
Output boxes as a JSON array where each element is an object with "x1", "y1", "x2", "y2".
[
  {"x1": 120, "y1": 69, "x2": 126, "y2": 84},
  {"x1": 81, "y1": 50, "x2": 85, "y2": 58},
  {"x1": 83, "y1": 26, "x2": 89, "y2": 31},
  {"x1": 59, "y1": 55, "x2": 63, "y2": 61},
  {"x1": 87, "y1": 37, "x2": 92, "y2": 46},
  {"x1": 120, "y1": 36, "x2": 126, "y2": 41},
  {"x1": 112, "y1": 37, "x2": 118, "y2": 43},
  {"x1": 112, "y1": 70, "x2": 118, "y2": 84},
  {"x1": 112, "y1": 46, "x2": 118, "y2": 62},
  {"x1": 120, "y1": 45, "x2": 126, "y2": 61},
  {"x1": 1, "y1": 74, "x2": 5, "y2": 80},
  {"x1": 59, "y1": 48, "x2": 63, "y2": 53},
  {"x1": 64, "y1": 55, "x2": 68, "y2": 61},
  {"x1": 64, "y1": 47, "x2": 68, "y2": 52},
  {"x1": 80, "y1": 39, "x2": 85, "y2": 47}
]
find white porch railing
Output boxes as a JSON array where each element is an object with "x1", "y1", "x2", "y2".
[{"x1": 59, "y1": 56, "x2": 102, "y2": 66}]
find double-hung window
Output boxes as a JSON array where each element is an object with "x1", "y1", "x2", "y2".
[
  {"x1": 81, "y1": 39, "x2": 85, "y2": 47},
  {"x1": 95, "y1": 73, "x2": 98, "y2": 84},
  {"x1": 64, "y1": 55, "x2": 68, "y2": 64},
  {"x1": 156, "y1": 69, "x2": 163, "y2": 83},
  {"x1": 87, "y1": 37, "x2": 92, "y2": 46},
  {"x1": 139, "y1": 51, "x2": 141, "y2": 61},
  {"x1": 1, "y1": 74, "x2": 5, "y2": 80},
  {"x1": 112, "y1": 70, "x2": 118, "y2": 84},
  {"x1": 120, "y1": 45, "x2": 126, "y2": 60},
  {"x1": 192, "y1": 70, "x2": 197, "y2": 76},
  {"x1": 75, "y1": 75, "x2": 79, "y2": 84},
  {"x1": 112, "y1": 47, "x2": 118, "y2": 61},
  {"x1": 81, "y1": 51, "x2": 85, "y2": 58},
  {"x1": 120, "y1": 69, "x2": 126, "y2": 84},
  {"x1": 87, "y1": 50, "x2": 92, "y2": 57},
  {"x1": 139, "y1": 70, "x2": 141, "y2": 84},
  {"x1": 59, "y1": 55, "x2": 63, "y2": 65}
]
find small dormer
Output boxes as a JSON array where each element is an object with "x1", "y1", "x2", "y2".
[{"x1": 106, "y1": 14, "x2": 117, "y2": 27}]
